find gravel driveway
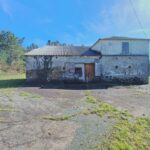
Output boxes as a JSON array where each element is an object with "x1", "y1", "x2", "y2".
[{"x1": 0, "y1": 83, "x2": 150, "y2": 150}]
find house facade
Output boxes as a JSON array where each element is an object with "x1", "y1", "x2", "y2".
[{"x1": 25, "y1": 37, "x2": 149, "y2": 84}]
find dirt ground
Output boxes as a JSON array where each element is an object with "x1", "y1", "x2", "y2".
[{"x1": 0, "y1": 83, "x2": 150, "y2": 150}]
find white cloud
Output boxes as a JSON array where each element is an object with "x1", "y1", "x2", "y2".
[
  {"x1": 0, "y1": 0, "x2": 13, "y2": 17},
  {"x1": 83, "y1": 0, "x2": 150, "y2": 38}
]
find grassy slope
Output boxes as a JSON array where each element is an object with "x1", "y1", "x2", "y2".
[{"x1": 0, "y1": 73, "x2": 25, "y2": 88}]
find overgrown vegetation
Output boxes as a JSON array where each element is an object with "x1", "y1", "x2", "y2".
[
  {"x1": 85, "y1": 92, "x2": 150, "y2": 150},
  {"x1": 100, "y1": 117, "x2": 150, "y2": 150},
  {"x1": 85, "y1": 91, "x2": 97, "y2": 104},
  {"x1": 0, "y1": 31, "x2": 25, "y2": 72},
  {"x1": 44, "y1": 91, "x2": 150, "y2": 150}
]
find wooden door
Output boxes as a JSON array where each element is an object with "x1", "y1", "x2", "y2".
[{"x1": 85, "y1": 63, "x2": 95, "y2": 82}]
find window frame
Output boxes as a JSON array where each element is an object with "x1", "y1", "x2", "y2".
[
  {"x1": 122, "y1": 42, "x2": 129, "y2": 55},
  {"x1": 75, "y1": 67, "x2": 82, "y2": 77}
]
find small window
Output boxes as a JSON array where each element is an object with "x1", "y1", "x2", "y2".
[
  {"x1": 122, "y1": 42, "x2": 129, "y2": 55},
  {"x1": 115, "y1": 65, "x2": 118, "y2": 69},
  {"x1": 75, "y1": 67, "x2": 82, "y2": 77},
  {"x1": 128, "y1": 65, "x2": 131, "y2": 69}
]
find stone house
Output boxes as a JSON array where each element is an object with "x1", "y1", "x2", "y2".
[{"x1": 25, "y1": 36, "x2": 149, "y2": 84}]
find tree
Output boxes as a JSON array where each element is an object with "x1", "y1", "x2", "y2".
[
  {"x1": 34, "y1": 56, "x2": 53, "y2": 82},
  {"x1": 47, "y1": 40, "x2": 51, "y2": 46},
  {"x1": 46, "y1": 40, "x2": 67, "y2": 46},
  {"x1": 26, "y1": 43, "x2": 38, "y2": 52},
  {"x1": 0, "y1": 30, "x2": 25, "y2": 70}
]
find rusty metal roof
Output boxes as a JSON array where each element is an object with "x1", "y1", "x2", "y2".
[{"x1": 25, "y1": 45, "x2": 100, "y2": 56}]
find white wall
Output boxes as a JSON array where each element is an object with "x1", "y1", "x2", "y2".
[
  {"x1": 26, "y1": 56, "x2": 99, "y2": 70},
  {"x1": 96, "y1": 55, "x2": 149, "y2": 83},
  {"x1": 26, "y1": 56, "x2": 100, "y2": 81},
  {"x1": 92, "y1": 40, "x2": 149, "y2": 55}
]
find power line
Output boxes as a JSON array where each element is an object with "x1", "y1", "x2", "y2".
[{"x1": 129, "y1": 0, "x2": 148, "y2": 38}]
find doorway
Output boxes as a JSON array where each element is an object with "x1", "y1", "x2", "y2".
[{"x1": 85, "y1": 63, "x2": 95, "y2": 82}]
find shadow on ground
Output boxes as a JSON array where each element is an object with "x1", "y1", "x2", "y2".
[
  {"x1": 0, "y1": 79, "x2": 26, "y2": 88},
  {"x1": 0, "y1": 79, "x2": 145, "y2": 90},
  {"x1": 24, "y1": 82, "x2": 132, "y2": 90}
]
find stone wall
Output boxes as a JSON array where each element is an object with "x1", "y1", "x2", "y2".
[
  {"x1": 26, "y1": 56, "x2": 100, "y2": 82},
  {"x1": 26, "y1": 55, "x2": 149, "y2": 84},
  {"x1": 98, "y1": 55, "x2": 149, "y2": 84}
]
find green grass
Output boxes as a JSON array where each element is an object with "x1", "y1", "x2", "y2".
[
  {"x1": 100, "y1": 118, "x2": 150, "y2": 150},
  {"x1": 19, "y1": 91, "x2": 31, "y2": 97},
  {"x1": 84, "y1": 93, "x2": 150, "y2": 150},
  {"x1": 0, "y1": 73, "x2": 43, "y2": 100},
  {"x1": 85, "y1": 93, "x2": 150, "y2": 150},
  {"x1": 0, "y1": 73, "x2": 25, "y2": 80},
  {"x1": 0, "y1": 105, "x2": 18, "y2": 112},
  {"x1": 0, "y1": 117, "x2": 6, "y2": 123},
  {"x1": 85, "y1": 91, "x2": 97, "y2": 104},
  {"x1": 19, "y1": 91, "x2": 43, "y2": 100},
  {"x1": 43, "y1": 114, "x2": 74, "y2": 121},
  {"x1": 0, "y1": 73, "x2": 25, "y2": 88}
]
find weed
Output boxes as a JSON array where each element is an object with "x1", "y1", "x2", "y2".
[
  {"x1": 86, "y1": 95, "x2": 97, "y2": 104},
  {"x1": 0, "y1": 88, "x2": 15, "y2": 95},
  {"x1": 43, "y1": 114, "x2": 73, "y2": 121},
  {"x1": 43, "y1": 91, "x2": 150, "y2": 150},
  {"x1": 91, "y1": 102, "x2": 117, "y2": 117},
  {"x1": 100, "y1": 117, "x2": 150, "y2": 150},
  {"x1": 0, "y1": 117, "x2": 5, "y2": 123},
  {"x1": 85, "y1": 91, "x2": 97, "y2": 104},
  {"x1": 19, "y1": 91, "x2": 43, "y2": 100},
  {"x1": 0, "y1": 105, "x2": 17, "y2": 112},
  {"x1": 19, "y1": 91, "x2": 31, "y2": 97}
]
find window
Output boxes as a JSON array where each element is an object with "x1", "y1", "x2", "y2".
[
  {"x1": 75, "y1": 67, "x2": 82, "y2": 77},
  {"x1": 122, "y1": 42, "x2": 129, "y2": 55},
  {"x1": 128, "y1": 65, "x2": 131, "y2": 69},
  {"x1": 115, "y1": 65, "x2": 118, "y2": 69}
]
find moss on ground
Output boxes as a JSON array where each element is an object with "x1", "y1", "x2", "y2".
[
  {"x1": 43, "y1": 114, "x2": 76, "y2": 121},
  {"x1": 99, "y1": 118, "x2": 150, "y2": 150},
  {"x1": 85, "y1": 91, "x2": 97, "y2": 104},
  {"x1": 19, "y1": 91, "x2": 43, "y2": 100},
  {"x1": 0, "y1": 105, "x2": 18, "y2": 112},
  {"x1": 44, "y1": 91, "x2": 150, "y2": 150}
]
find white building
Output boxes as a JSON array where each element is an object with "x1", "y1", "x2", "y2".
[{"x1": 25, "y1": 36, "x2": 149, "y2": 84}]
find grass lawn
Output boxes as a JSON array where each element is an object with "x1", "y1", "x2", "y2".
[{"x1": 0, "y1": 72, "x2": 26, "y2": 88}]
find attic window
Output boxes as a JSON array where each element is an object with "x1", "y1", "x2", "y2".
[{"x1": 122, "y1": 42, "x2": 129, "y2": 55}]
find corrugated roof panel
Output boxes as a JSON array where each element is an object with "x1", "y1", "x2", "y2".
[{"x1": 25, "y1": 45, "x2": 100, "y2": 56}]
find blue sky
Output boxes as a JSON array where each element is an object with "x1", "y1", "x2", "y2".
[{"x1": 0, "y1": 0, "x2": 150, "y2": 47}]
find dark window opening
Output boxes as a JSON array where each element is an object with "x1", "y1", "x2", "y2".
[
  {"x1": 128, "y1": 65, "x2": 131, "y2": 69},
  {"x1": 75, "y1": 67, "x2": 82, "y2": 77},
  {"x1": 122, "y1": 42, "x2": 129, "y2": 55},
  {"x1": 115, "y1": 65, "x2": 118, "y2": 69}
]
